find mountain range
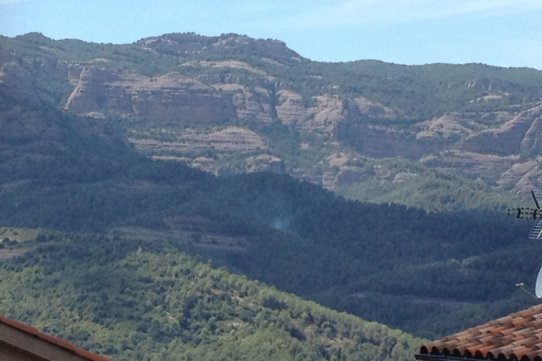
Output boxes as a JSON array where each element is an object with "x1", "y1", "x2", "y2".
[
  {"x1": 2, "y1": 32, "x2": 542, "y2": 210},
  {"x1": 1, "y1": 32, "x2": 542, "y2": 360}
]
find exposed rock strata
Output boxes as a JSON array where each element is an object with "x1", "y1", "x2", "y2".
[
  {"x1": 4, "y1": 33, "x2": 542, "y2": 197},
  {"x1": 65, "y1": 68, "x2": 235, "y2": 123},
  {"x1": 62, "y1": 62, "x2": 542, "y2": 194}
]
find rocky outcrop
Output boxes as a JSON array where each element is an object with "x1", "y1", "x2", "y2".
[
  {"x1": 131, "y1": 126, "x2": 266, "y2": 156},
  {"x1": 64, "y1": 62, "x2": 400, "y2": 141},
  {"x1": 5, "y1": 32, "x2": 542, "y2": 197},
  {"x1": 460, "y1": 105, "x2": 542, "y2": 156},
  {"x1": 336, "y1": 122, "x2": 441, "y2": 160},
  {"x1": 65, "y1": 68, "x2": 235, "y2": 123},
  {"x1": 245, "y1": 154, "x2": 284, "y2": 173},
  {"x1": 138, "y1": 33, "x2": 304, "y2": 64},
  {"x1": 276, "y1": 92, "x2": 346, "y2": 135},
  {"x1": 276, "y1": 90, "x2": 342, "y2": 133},
  {"x1": 191, "y1": 156, "x2": 218, "y2": 175},
  {"x1": 276, "y1": 92, "x2": 398, "y2": 137},
  {"x1": 520, "y1": 109, "x2": 542, "y2": 156},
  {"x1": 275, "y1": 89, "x2": 308, "y2": 127},
  {"x1": 60, "y1": 59, "x2": 542, "y2": 194},
  {"x1": 217, "y1": 83, "x2": 275, "y2": 124},
  {"x1": 497, "y1": 159, "x2": 542, "y2": 191},
  {"x1": 353, "y1": 96, "x2": 398, "y2": 120},
  {"x1": 415, "y1": 111, "x2": 519, "y2": 145}
]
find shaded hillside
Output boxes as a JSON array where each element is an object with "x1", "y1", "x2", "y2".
[
  {"x1": 0, "y1": 145, "x2": 537, "y2": 337},
  {"x1": 0, "y1": 232, "x2": 421, "y2": 361},
  {"x1": 2, "y1": 32, "x2": 542, "y2": 209},
  {"x1": 0, "y1": 35, "x2": 136, "y2": 183}
]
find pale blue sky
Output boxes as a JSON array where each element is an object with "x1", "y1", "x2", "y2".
[{"x1": 1, "y1": 0, "x2": 542, "y2": 69}]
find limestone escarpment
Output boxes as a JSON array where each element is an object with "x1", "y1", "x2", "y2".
[
  {"x1": 460, "y1": 104, "x2": 542, "y2": 156},
  {"x1": 65, "y1": 67, "x2": 236, "y2": 123},
  {"x1": 37, "y1": 62, "x2": 542, "y2": 194},
  {"x1": 4, "y1": 32, "x2": 542, "y2": 200}
]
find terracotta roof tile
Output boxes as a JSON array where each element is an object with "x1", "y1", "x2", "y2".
[
  {"x1": 419, "y1": 304, "x2": 542, "y2": 361},
  {"x1": 0, "y1": 315, "x2": 109, "y2": 361}
]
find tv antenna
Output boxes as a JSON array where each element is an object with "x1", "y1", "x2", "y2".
[
  {"x1": 509, "y1": 190, "x2": 542, "y2": 240},
  {"x1": 509, "y1": 190, "x2": 542, "y2": 300}
]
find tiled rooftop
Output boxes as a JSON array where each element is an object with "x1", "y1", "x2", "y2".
[
  {"x1": 419, "y1": 303, "x2": 542, "y2": 361},
  {"x1": 0, "y1": 315, "x2": 109, "y2": 361}
]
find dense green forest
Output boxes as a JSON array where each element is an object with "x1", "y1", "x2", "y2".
[
  {"x1": 334, "y1": 157, "x2": 520, "y2": 212},
  {"x1": 0, "y1": 144, "x2": 537, "y2": 338},
  {"x1": 0, "y1": 232, "x2": 421, "y2": 361}
]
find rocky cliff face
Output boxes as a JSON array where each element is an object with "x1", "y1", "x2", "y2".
[
  {"x1": 419, "y1": 105, "x2": 542, "y2": 192},
  {"x1": 2, "y1": 33, "x2": 542, "y2": 201},
  {"x1": 65, "y1": 67, "x2": 236, "y2": 123}
]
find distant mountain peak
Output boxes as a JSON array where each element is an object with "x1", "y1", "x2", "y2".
[
  {"x1": 15, "y1": 32, "x2": 53, "y2": 44},
  {"x1": 137, "y1": 32, "x2": 303, "y2": 64}
]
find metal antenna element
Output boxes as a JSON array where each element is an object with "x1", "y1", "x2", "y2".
[
  {"x1": 529, "y1": 221, "x2": 542, "y2": 240},
  {"x1": 510, "y1": 193, "x2": 542, "y2": 297},
  {"x1": 509, "y1": 190, "x2": 542, "y2": 239},
  {"x1": 530, "y1": 191, "x2": 542, "y2": 240},
  {"x1": 533, "y1": 190, "x2": 541, "y2": 210}
]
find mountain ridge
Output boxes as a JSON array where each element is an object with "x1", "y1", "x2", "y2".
[{"x1": 3, "y1": 32, "x2": 541, "y2": 208}]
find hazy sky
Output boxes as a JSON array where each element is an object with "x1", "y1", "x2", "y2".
[{"x1": 1, "y1": 0, "x2": 542, "y2": 69}]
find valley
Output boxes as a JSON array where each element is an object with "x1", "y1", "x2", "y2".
[{"x1": 1, "y1": 31, "x2": 542, "y2": 360}]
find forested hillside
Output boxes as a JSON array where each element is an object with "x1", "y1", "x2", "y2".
[
  {"x1": 0, "y1": 150, "x2": 537, "y2": 338},
  {"x1": 0, "y1": 231, "x2": 421, "y2": 361}
]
